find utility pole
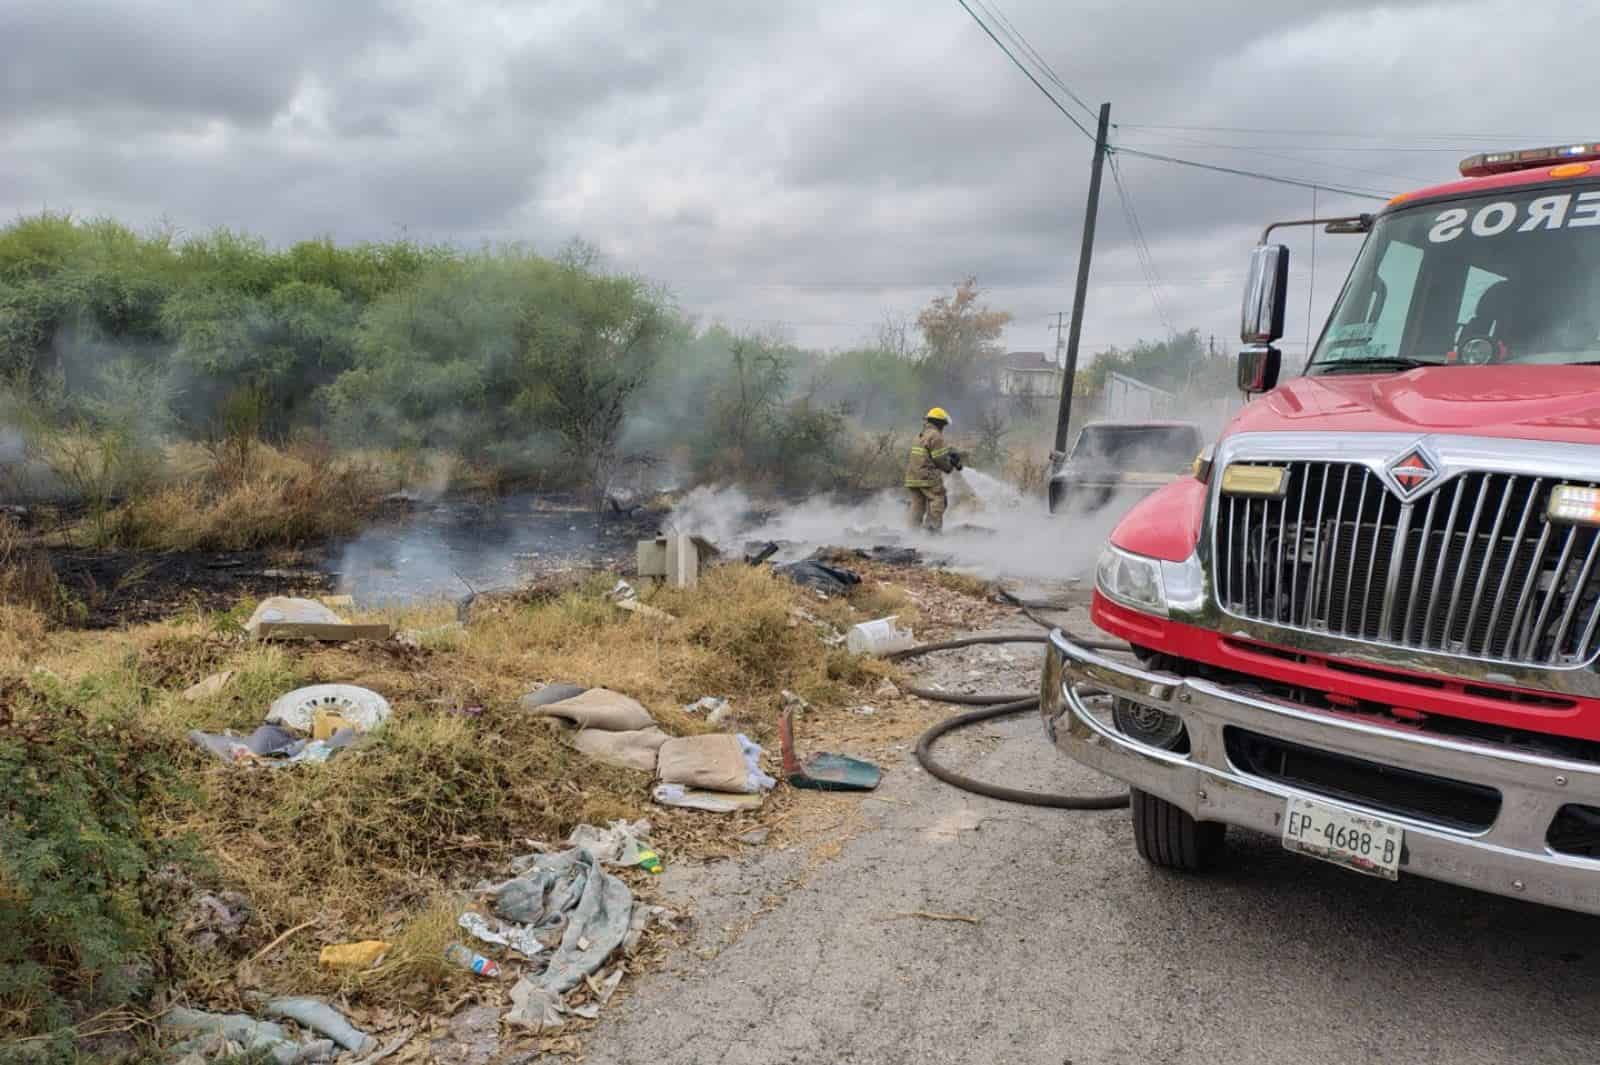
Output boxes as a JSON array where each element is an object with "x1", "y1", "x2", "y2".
[
  {"x1": 1049, "y1": 310, "x2": 1068, "y2": 367},
  {"x1": 1052, "y1": 101, "x2": 1111, "y2": 460}
]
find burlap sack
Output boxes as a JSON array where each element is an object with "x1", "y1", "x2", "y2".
[
  {"x1": 656, "y1": 734, "x2": 750, "y2": 793},
  {"x1": 523, "y1": 688, "x2": 654, "y2": 732},
  {"x1": 569, "y1": 727, "x2": 669, "y2": 772}
]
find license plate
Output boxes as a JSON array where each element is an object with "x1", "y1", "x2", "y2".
[{"x1": 1282, "y1": 796, "x2": 1403, "y2": 880}]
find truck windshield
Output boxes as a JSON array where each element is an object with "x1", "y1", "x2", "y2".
[{"x1": 1309, "y1": 184, "x2": 1600, "y2": 371}]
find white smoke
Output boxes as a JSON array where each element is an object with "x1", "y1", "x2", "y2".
[{"x1": 664, "y1": 469, "x2": 1141, "y2": 589}]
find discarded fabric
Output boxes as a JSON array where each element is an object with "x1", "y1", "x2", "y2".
[
  {"x1": 488, "y1": 847, "x2": 634, "y2": 1003},
  {"x1": 772, "y1": 559, "x2": 860, "y2": 597},
  {"x1": 521, "y1": 682, "x2": 587, "y2": 708},
  {"x1": 163, "y1": 1006, "x2": 323, "y2": 1065},
  {"x1": 524, "y1": 687, "x2": 655, "y2": 732},
  {"x1": 568, "y1": 726, "x2": 669, "y2": 772},
  {"x1": 263, "y1": 997, "x2": 375, "y2": 1054},
  {"x1": 564, "y1": 819, "x2": 653, "y2": 866}
]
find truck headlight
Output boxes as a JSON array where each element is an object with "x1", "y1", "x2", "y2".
[{"x1": 1095, "y1": 544, "x2": 1205, "y2": 618}]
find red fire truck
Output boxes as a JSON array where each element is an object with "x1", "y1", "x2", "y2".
[{"x1": 1042, "y1": 143, "x2": 1600, "y2": 912}]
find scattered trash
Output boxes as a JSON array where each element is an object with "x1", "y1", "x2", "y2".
[
  {"x1": 847, "y1": 616, "x2": 916, "y2": 656},
  {"x1": 656, "y1": 733, "x2": 776, "y2": 794},
  {"x1": 565, "y1": 819, "x2": 654, "y2": 866},
  {"x1": 744, "y1": 540, "x2": 781, "y2": 566},
  {"x1": 524, "y1": 687, "x2": 656, "y2": 732},
  {"x1": 458, "y1": 911, "x2": 545, "y2": 956},
  {"x1": 568, "y1": 726, "x2": 669, "y2": 772},
  {"x1": 521, "y1": 682, "x2": 587, "y2": 707},
  {"x1": 875, "y1": 678, "x2": 901, "y2": 699},
  {"x1": 651, "y1": 783, "x2": 765, "y2": 813},
  {"x1": 486, "y1": 847, "x2": 634, "y2": 1009},
  {"x1": 683, "y1": 696, "x2": 728, "y2": 716},
  {"x1": 264, "y1": 997, "x2": 376, "y2": 1054},
  {"x1": 318, "y1": 940, "x2": 391, "y2": 971},
  {"x1": 186, "y1": 725, "x2": 352, "y2": 767},
  {"x1": 267, "y1": 684, "x2": 392, "y2": 734},
  {"x1": 163, "y1": 1007, "x2": 313, "y2": 1065},
  {"x1": 772, "y1": 559, "x2": 861, "y2": 597},
  {"x1": 855, "y1": 705, "x2": 878, "y2": 716},
  {"x1": 182, "y1": 670, "x2": 236, "y2": 702},
  {"x1": 617, "y1": 597, "x2": 677, "y2": 622},
  {"x1": 444, "y1": 943, "x2": 503, "y2": 978},
  {"x1": 246, "y1": 596, "x2": 391, "y2": 643},
  {"x1": 635, "y1": 848, "x2": 663, "y2": 874},
  {"x1": 735, "y1": 827, "x2": 771, "y2": 846},
  {"x1": 623, "y1": 904, "x2": 675, "y2": 956},
  {"x1": 181, "y1": 890, "x2": 253, "y2": 952},
  {"x1": 779, "y1": 710, "x2": 882, "y2": 791},
  {"x1": 781, "y1": 689, "x2": 810, "y2": 715}
]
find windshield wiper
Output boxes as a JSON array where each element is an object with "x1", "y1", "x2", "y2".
[{"x1": 1314, "y1": 356, "x2": 1433, "y2": 375}]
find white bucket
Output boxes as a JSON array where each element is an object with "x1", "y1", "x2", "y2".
[{"x1": 847, "y1": 616, "x2": 915, "y2": 657}]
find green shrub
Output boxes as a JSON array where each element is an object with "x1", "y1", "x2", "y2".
[{"x1": 0, "y1": 691, "x2": 188, "y2": 1038}]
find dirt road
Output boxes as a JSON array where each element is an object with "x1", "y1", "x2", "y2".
[{"x1": 585, "y1": 640, "x2": 1600, "y2": 1065}]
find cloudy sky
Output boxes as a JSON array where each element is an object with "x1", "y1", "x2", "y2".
[{"x1": 5, "y1": 0, "x2": 1597, "y2": 358}]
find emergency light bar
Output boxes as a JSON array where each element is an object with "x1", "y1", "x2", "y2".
[{"x1": 1460, "y1": 143, "x2": 1600, "y2": 177}]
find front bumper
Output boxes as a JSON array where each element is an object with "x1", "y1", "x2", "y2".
[{"x1": 1042, "y1": 631, "x2": 1600, "y2": 914}]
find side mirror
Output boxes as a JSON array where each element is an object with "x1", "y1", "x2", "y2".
[
  {"x1": 1241, "y1": 243, "x2": 1289, "y2": 344},
  {"x1": 1237, "y1": 345, "x2": 1281, "y2": 394}
]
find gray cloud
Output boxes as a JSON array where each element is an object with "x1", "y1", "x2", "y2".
[{"x1": 3, "y1": 0, "x2": 1597, "y2": 359}]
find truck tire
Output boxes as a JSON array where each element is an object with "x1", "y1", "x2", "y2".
[{"x1": 1131, "y1": 788, "x2": 1225, "y2": 871}]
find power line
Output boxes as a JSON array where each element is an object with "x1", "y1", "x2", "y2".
[
  {"x1": 1108, "y1": 132, "x2": 1440, "y2": 185},
  {"x1": 1115, "y1": 122, "x2": 1576, "y2": 143},
  {"x1": 971, "y1": 0, "x2": 1096, "y2": 120},
  {"x1": 953, "y1": 0, "x2": 1095, "y2": 141},
  {"x1": 1111, "y1": 135, "x2": 1483, "y2": 154},
  {"x1": 1111, "y1": 146, "x2": 1393, "y2": 200},
  {"x1": 1107, "y1": 154, "x2": 1175, "y2": 337}
]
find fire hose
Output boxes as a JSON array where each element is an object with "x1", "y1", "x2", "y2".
[{"x1": 891, "y1": 594, "x2": 1132, "y2": 809}]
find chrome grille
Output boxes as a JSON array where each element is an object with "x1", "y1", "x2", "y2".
[{"x1": 1213, "y1": 463, "x2": 1600, "y2": 667}]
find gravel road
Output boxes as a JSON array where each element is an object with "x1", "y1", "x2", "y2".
[{"x1": 584, "y1": 637, "x2": 1600, "y2": 1065}]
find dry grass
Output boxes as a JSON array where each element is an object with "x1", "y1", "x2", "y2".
[
  {"x1": 3, "y1": 561, "x2": 924, "y2": 1025},
  {"x1": 103, "y1": 442, "x2": 387, "y2": 551},
  {"x1": 0, "y1": 515, "x2": 78, "y2": 627}
]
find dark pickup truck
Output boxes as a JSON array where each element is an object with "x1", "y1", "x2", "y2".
[{"x1": 1047, "y1": 420, "x2": 1202, "y2": 515}]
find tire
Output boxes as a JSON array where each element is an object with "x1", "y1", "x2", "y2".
[{"x1": 1130, "y1": 788, "x2": 1226, "y2": 872}]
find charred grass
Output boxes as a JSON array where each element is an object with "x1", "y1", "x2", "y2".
[{"x1": 0, "y1": 563, "x2": 915, "y2": 1047}]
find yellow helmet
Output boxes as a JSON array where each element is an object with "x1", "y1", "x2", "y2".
[{"x1": 925, "y1": 406, "x2": 950, "y2": 424}]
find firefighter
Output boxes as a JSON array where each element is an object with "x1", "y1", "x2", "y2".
[{"x1": 905, "y1": 406, "x2": 961, "y2": 533}]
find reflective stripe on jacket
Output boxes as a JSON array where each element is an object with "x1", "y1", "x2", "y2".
[{"x1": 905, "y1": 425, "x2": 953, "y2": 487}]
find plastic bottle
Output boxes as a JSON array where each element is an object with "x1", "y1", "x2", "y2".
[{"x1": 444, "y1": 944, "x2": 502, "y2": 978}]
